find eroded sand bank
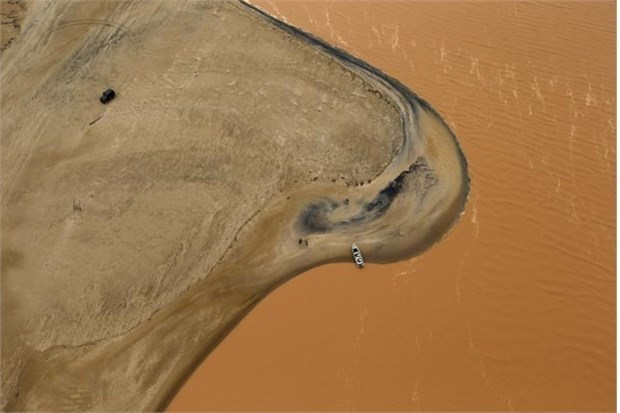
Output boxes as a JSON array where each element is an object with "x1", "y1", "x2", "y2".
[{"x1": 1, "y1": 0, "x2": 467, "y2": 410}]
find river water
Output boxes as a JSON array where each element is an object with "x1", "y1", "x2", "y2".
[{"x1": 168, "y1": 1, "x2": 615, "y2": 411}]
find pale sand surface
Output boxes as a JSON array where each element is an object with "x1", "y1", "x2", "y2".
[
  {"x1": 169, "y1": 1, "x2": 616, "y2": 411},
  {"x1": 1, "y1": 0, "x2": 467, "y2": 410}
]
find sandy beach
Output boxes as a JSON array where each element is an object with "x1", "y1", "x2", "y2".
[{"x1": 1, "y1": 0, "x2": 468, "y2": 410}]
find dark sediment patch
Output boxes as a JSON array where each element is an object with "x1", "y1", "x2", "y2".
[{"x1": 298, "y1": 156, "x2": 438, "y2": 234}]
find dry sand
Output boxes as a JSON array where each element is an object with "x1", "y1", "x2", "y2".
[
  {"x1": 1, "y1": 0, "x2": 467, "y2": 410},
  {"x1": 169, "y1": 1, "x2": 616, "y2": 411}
]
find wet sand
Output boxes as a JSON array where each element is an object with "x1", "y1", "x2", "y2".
[
  {"x1": 1, "y1": 0, "x2": 467, "y2": 410},
  {"x1": 169, "y1": 1, "x2": 615, "y2": 411}
]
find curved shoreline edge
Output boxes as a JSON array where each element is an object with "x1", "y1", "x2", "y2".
[
  {"x1": 233, "y1": 0, "x2": 470, "y2": 261},
  {"x1": 239, "y1": 0, "x2": 470, "y2": 195}
]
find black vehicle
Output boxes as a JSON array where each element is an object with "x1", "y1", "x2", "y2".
[{"x1": 100, "y1": 89, "x2": 116, "y2": 104}]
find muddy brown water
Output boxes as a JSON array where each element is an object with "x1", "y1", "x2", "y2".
[{"x1": 168, "y1": 1, "x2": 615, "y2": 411}]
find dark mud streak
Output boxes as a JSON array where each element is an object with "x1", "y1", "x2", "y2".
[
  {"x1": 361, "y1": 156, "x2": 436, "y2": 216},
  {"x1": 299, "y1": 199, "x2": 339, "y2": 233},
  {"x1": 299, "y1": 156, "x2": 438, "y2": 234}
]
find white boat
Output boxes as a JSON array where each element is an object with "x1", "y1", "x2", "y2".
[{"x1": 351, "y1": 243, "x2": 365, "y2": 269}]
